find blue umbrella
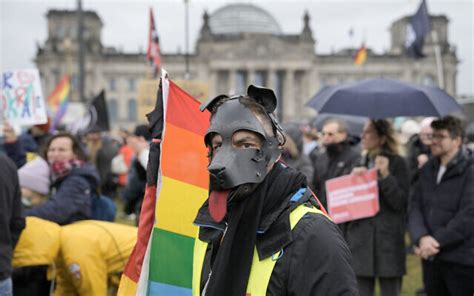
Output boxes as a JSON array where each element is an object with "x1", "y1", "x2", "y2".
[{"x1": 307, "y1": 79, "x2": 463, "y2": 119}]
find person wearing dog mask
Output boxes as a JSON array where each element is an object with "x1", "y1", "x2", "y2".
[{"x1": 192, "y1": 85, "x2": 358, "y2": 296}]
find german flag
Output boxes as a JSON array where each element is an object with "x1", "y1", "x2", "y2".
[
  {"x1": 118, "y1": 70, "x2": 210, "y2": 295},
  {"x1": 354, "y1": 45, "x2": 367, "y2": 66}
]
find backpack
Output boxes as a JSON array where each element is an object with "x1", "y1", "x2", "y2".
[{"x1": 91, "y1": 193, "x2": 117, "y2": 222}]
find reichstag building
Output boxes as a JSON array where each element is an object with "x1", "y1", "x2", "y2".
[{"x1": 35, "y1": 3, "x2": 457, "y2": 127}]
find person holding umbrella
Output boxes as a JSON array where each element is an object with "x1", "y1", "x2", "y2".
[{"x1": 347, "y1": 119, "x2": 410, "y2": 296}]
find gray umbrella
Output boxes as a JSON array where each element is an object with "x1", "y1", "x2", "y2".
[{"x1": 307, "y1": 79, "x2": 463, "y2": 119}]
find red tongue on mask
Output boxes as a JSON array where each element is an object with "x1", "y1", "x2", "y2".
[{"x1": 209, "y1": 190, "x2": 230, "y2": 223}]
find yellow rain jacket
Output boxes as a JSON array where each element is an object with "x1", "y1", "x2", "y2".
[
  {"x1": 13, "y1": 217, "x2": 61, "y2": 268},
  {"x1": 54, "y1": 221, "x2": 137, "y2": 296}
]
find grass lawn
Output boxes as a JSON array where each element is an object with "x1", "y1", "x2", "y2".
[{"x1": 402, "y1": 253, "x2": 423, "y2": 295}]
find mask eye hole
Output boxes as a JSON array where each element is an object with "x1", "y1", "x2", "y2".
[
  {"x1": 232, "y1": 130, "x2": 263, "y2": 150},
  {"x1": 209, "y1": 133, "x2": 223, "y2": 152}
]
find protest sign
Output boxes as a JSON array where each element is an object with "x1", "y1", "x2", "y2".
[
  {"x1": 326, "y1": 168, "x2": 379, "y2": 224},
  {"x1": 1, "y1": 69, "x2": 47, "y2": 126}
]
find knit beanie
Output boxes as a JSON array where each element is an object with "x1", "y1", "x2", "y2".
[{"x1": 18, "y1": 157, "x2": 50, "y2": 195}]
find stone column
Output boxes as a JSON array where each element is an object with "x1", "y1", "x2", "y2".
[
  {"x1": 209, "y1": 69, "x2": 217, "y2": 98},
  {"x1": 248, "y1": 68, "x2": 256, "y2": 86},
  {"x1": 228, "y1": 69, "x2": 236, "y2": 95},
  {"x1": 268, "y1": 69, "x2": 277, "y2": 92},
  {"x1": 283, "y1": 69, "x2": 294, "y2": 122}
]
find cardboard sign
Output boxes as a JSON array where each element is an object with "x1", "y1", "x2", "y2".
[
  {"x1": 326, "y1": 168, "x2": 379, "y2": 224},
  {"x1": 1, "y1": 69, "x2": 47, "y2": 126}
]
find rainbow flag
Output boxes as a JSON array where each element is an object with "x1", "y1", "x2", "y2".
[
  {"x1": 48, "y1": 75, "x2": 70, "y2": 131},
  {"x1": 118, "y1": 70, "x2": 210, "y2": 295},
  {"x1": 353, "y1": 45, "x2": 367, "y2": 66}
]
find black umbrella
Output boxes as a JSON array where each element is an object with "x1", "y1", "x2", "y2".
[{"x1": 307, "y1": 79, "x2": 462, "y2": 119}]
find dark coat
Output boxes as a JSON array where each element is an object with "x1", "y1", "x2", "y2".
[
  {"x1": 0, "y1": 154, "x2": 25, "y2": 280},
  {"x1": 281, "y1": 154, "x2": 314, "y2": 186},
  {"x1": 343, "y1": 153, "x2": 410, "y2": 277},
  {"x1": 409, "y1": 147, "x2": 474, "y2": 266},
  {"x1": 4, "y1": 140, "x2": 27, "y2": 168},
  {"x1": 312, "y1": 141, "x2": 361, "y2": 208},
  {"x1": 197, "y1": 189, "x2": 359, "y2": 295},
  {"x1": 95, "y1": 137, "x2": 120, "y2": 196},
  {"x1": 25, "y1": 163, "x2": 100, "y2": 225},
  {"x1": 122, "y1": 158, "x2": 146, "y2": 217},
  {"x1": 405, "y1": 134, "x2": 431, "y2": 184}
]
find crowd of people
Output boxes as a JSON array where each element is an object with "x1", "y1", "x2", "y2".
[
  {"x1": 1, "y1": 84, "x2": 474, "y2": 296},
  {"x1": 0, "y1": 121, "x2": 147, "y2": 295}
]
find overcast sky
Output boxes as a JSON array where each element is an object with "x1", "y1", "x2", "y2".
[{"x1": 1, "y1": 0, "x2": 473, "y2": 94}]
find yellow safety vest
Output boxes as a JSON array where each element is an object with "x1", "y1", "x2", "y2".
[{"x1": 192, "y1": 204, "x2": 328, "y2": 296}]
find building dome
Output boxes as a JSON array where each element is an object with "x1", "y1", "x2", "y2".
[{"x1": 209, "y1": 4, "x2": 282, "y2": 35}]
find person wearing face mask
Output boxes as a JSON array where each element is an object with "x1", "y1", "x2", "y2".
[
  {"x1": 348, "y1": 119, "x2": 410, "y2": 296},
  {"x1": 312, "y1": 118, "x2": 361, "y2": 209},
  {"x1": 24, "y1": 133, "x2": 100, "y2": 225},
  {"x1": 192, "y1": 85, "x2": 358, "y2": 296}
]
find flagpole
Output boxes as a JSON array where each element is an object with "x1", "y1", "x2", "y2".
[
  {"x1": 184, "y1": 0, "x2": 190, "y2": 80},
  {"x1": 431, "y1": 30, "x2": 445, "y2": 89},
  {"x1": 77, "y1": 0, "x2": 86, "y2": 103}
]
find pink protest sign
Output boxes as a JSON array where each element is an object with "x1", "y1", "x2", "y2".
[{"x1": 326, "y1": 168, "x2": 379, "y2": 224}]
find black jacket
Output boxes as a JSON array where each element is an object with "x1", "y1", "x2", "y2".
[
  {"x1": 25, "y1": 163, "x2": 100, "y2": 225},
  {"x1": 197, "y1": 189, "x2": 359, "y2": 295},
  {"x1": 409, "y1": 147, "x2": 474, "y2": 266},
  {"x1": 312, "y1": 141, "x2": 361, "y2": 208},
  {"x1": 405, "y1": 134, "x2": 431, "y2": 184},
  {"x1": 0, "y1": 154, "x2": 25, "y2": 280},
  {"x1": 343, "y1": 153, "x2": 409, "y2": 277}
]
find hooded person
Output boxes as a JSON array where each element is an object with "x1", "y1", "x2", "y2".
[{"x1": 192, "y1": 85, "x2": 358, "y2": 296}]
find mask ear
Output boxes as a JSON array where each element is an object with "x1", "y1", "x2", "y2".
[
  {"x1": 247, "y1": 85, "x2": 277, "y2": 113},
  {"x1": 200, "y1": 95, "x2": 229, "y2": 112}
]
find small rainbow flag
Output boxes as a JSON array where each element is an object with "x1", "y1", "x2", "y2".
[
  {"x1": 118, "y1": 70, "x2": 210, "y2": 295},
  {"x1": 354, "y1": 45, "x2": 367, "y2": 66},
  {"x1": 48, "y1": 75, "x2": 70, "y2": 132}
]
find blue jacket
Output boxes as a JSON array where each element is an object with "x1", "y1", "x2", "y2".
[
  {"x1": 25, "y1": 163, "x2": 100, "y2": 225},
  {"x1": 409, "y1": 147, "x2": 474, "y2": 266}
]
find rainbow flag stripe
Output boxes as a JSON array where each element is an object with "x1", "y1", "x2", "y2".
[
  {"x1": 48, "y1": 75, "x2": 70, "y2": 131},
  {"x1": 118, "y1": 72, "x2": 210, "y2": 295}
]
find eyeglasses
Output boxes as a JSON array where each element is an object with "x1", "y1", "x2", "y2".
[{"x1": 429, "y1": 133, "x2": 451, "y2": 141}]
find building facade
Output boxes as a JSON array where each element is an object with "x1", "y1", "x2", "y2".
[{"x1": 35, "y1": 4, "x2": 458, "y2": 126}]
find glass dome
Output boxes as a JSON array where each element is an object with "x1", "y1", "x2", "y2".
[{"x1": 209, "y1": 4, "x2": 282, "y2": 35}]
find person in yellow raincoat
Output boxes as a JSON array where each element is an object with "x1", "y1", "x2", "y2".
[
  {"x1": 54, "y1": 220, "x2": 137, "y2": 296},
  {"x1": 12, "y1": 217, "x2": 61, "y2": 296}
]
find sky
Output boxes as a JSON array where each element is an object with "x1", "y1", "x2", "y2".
[{"x1": 1, "y1": 0, "x2": 473, "y2": 94}]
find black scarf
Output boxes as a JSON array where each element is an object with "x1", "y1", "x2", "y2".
[{"x1": 198, "y1": 163, "x2": 306, "y2": 296}]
